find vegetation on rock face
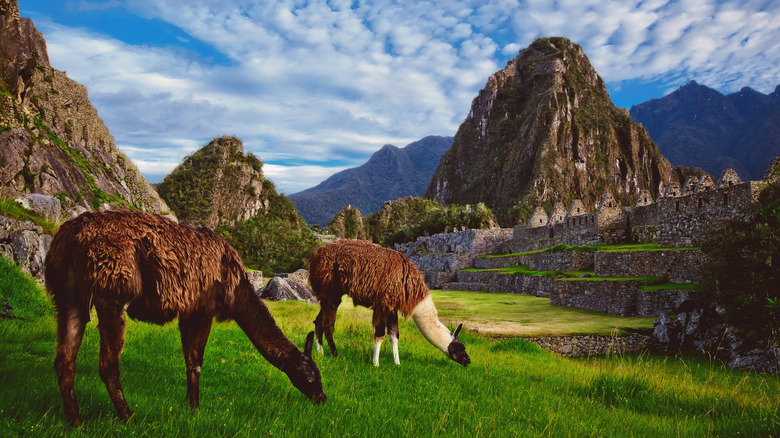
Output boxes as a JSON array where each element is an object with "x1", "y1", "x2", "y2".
[
  {"x1": 425, "y1": 37, "x2": 674, "y2": 226},
  {"x1": 155, "y1": 136, "x2": 316, "y2": 275},
  {"x1": 366, "y1": 196, "x2": 498, "y2": 246},
  {"x1": 216, "y1": 195, "x2": 319, "y2": 276},
  {"x1": 698, "y1": 181, "x2": 780, "y2": 344},
  {"x1": 157, "y1": 136, "x2": 268, "y2": 229},
  {"x1": 0, "y1": 5, "x2": 168, "y2": 214},
  {"x1": 0, "y1": 198, "x2": 58, "y2": 235},
  {"x1": 325, "y1": 205, "x2": 369, "y2": 240}
]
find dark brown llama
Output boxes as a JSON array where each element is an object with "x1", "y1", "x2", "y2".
[
  {"x1": 308, "y1": 239, "x2": 470, "y2": 367},
  {"x1": 45, "y1": 210, "x2": 325, "y2": 426}
]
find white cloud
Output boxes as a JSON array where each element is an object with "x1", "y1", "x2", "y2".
[{"x1": 31, "y1": 0, "x2": 780, "y2": 194}]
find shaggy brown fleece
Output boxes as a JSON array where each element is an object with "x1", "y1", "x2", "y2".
[
  {"x1": 45, "y1": 209, "x2": 243, "y2": 323},
  {"x1": 308, "y1": 239, "x2": 429, "y2": 317}
]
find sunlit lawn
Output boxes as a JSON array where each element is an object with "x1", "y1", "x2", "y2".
[{"x1": 1, "y1": 257, "x2": 778, "y2": 437}]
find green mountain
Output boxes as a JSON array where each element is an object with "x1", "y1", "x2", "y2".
[
  {"x1": 158, "y1": 136, "x2": 291, "y2": 229},
  {"x1": 424, "y1": 37, "x2": 674, "y2": 226}
]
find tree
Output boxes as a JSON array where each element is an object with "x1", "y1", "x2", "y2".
[{"x1": 699, "y1": 181, "x2": 780, "y2": 344}]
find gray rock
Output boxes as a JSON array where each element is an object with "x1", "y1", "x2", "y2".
[
  {"x1": 279, "y1": 268, "x2": 309, "y2": 285},
  {"x1": 15, "y1": 193, "x2": 62, "y2": 223},
  {"x1": 0, "y1": 214, "x2": 52, "y2": 282},
  {"x1": 259, "y1": 276, "x2": 316, "y2": 303}
]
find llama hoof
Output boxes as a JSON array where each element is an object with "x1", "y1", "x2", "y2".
[
  {"x1": 373, "y1": 361, "x2": 380, "y2": 367},
  {"x1": 67, "y1": 417, "x2": 82, "y2": 428},
  {"x1": 316, "y1": 343, "x2": 323, "y2": 354}
]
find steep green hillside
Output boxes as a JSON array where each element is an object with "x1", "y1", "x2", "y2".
[{"x1": 425, "y1": 37, "x2": 674, "y2": 225}]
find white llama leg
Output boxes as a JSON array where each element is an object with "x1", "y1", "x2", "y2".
[
  {"x1": 373, "y1": 338, "x2": 383, "y2": 367},
  {"x1": 316, "y1": 340, "x2": 324, "y2": 354},
  {"x1": 390, "y1": 334, "x2": 400, "y2": 365}
]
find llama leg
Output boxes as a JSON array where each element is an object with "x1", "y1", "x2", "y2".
[
  {"x1": 372, "y1": 310, "x2": 387, "y2": 367},
  {"x1": 387, "y1": 312, "x2": 400, "y2": 365},
  {"x1": 179, "y1": 311, "x2": 213, "y2": 409},
  {"x1": 96, "y1": 305, "x2": 133, "y2": 422},
  {"x1": 314, "y1": 309, "x2": 324, "y2": 354},
  {"x1": 54, "y1": 305, "x2": 87, "y2": 426},
  {"x1": 321, "y1": 304, "x2": 339, "y2": 357}
]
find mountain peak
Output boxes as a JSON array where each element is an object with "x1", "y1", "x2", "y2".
[
  {"x1": 631, "y1": 81, "x2": 780, "y2": 180},
  {"x1": 425, "y1": 37, "x2": 672, "y2": 225},
  {"x1": 1, "y1": 1, "x2": 168, "y2": 214},
  {"x1": 290, "y1": 136, "x2": 452, "y2": 226},
  {"x1": 157, "y1": 136, "x2": 268, "y2": 228}
]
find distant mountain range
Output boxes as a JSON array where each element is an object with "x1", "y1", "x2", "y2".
[
  {"x1": 630, "y1": 81, "x2": 780, "y2": 181},
  {"x1": 289, "y1": 135, "x2": 452, "y2": 227}
]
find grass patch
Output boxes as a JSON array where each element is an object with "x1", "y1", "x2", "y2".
[
  {"x1": 461, "y1": 264, "x2": 594, "y2": 277},
  {"x1": 559, "y1": 275, "x2": 665, "y2": 283},
  {"x1": 640, "y1": 282, "x2": 698, "y2": 291},
  {"x1": 481, "y1": 242, "x2": 700, "y2": 258},
  {"x1": 1, "y1": 262, "x2": 778, "y2": 437},
  {"x1": 0, "y1": 198, "x2": 58, "y2": 235},
  {"x1": 431, "y1": 290, "x2": 654, "y2": 337}
]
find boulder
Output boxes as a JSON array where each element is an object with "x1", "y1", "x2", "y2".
[
  {"x1": 15, "y1": 193, "x2": 61, "y2": 223},
  {"x1": 279, "y1": 268, "x2": 309, "y2": 285},
  {"x1": 0, "y1": 214, "x2": 52, "y2": 282},
  {"x1": 259, "y1": 276, "x2": 316, "y2": 303}
]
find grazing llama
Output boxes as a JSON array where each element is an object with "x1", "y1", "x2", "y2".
[
  {"x1": 45, "y1": 210, "x2": 326, "y2": 426},
  {"x1": 308, "y1": 239, "x2": 470, "y2": 367}
]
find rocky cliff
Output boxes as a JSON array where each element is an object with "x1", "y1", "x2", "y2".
[
  {"x1": 630, "y1": 81, "x2": 780, "y2": 181},
  {"x1": 157, "y1": 136, "x2": 279, "y2": 228},
  {"x1": 425, "y1": 37, "x2": 674, "y2": 226},
  {"x1": 290, "y1": 135, "x2": 452, "y2": 226},
  {"x1": 0, "y1": 0, "x2": 169, "y2": 215}
]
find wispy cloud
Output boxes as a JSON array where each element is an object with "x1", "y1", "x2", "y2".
[{"x1": 32, "y1": 0, "x2": 780, "y2": 194}]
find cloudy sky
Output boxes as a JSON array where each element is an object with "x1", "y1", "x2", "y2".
[{"x1": 19, "y1": 0, "x2": 780, "y2": 194}]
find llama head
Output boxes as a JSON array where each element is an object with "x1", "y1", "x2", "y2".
[
  {"x1": 446, "y1": 323, "x2": 470, "y2": 367},
  {"x1": 289, "y1": 332, "x2": 327, "y2": 403}
]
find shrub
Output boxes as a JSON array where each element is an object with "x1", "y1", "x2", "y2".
[{"x1": 698, "y1": 181, "x2": 780, "y2": 344}]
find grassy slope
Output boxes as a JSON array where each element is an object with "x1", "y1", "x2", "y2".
[{"x1": 1, "y1": 257, "x2": 778, "y2": 437}]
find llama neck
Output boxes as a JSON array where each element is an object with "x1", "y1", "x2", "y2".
[
  {"x1": 231, "y1": 284, "x2": 301, "y2": 370},
  {"x1": 411, "y1": 295, "x2": 452, "y2": 354}
]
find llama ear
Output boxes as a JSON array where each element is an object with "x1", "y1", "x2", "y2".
[
  {"x1": 452, "y1": 323, "x2": 463, "y2": 340},
  {"x1": 304, "y1": 331, "x2": 315, "y2": 357}
]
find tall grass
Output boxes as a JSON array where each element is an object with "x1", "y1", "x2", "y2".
[{"x1": 1, "y1": 257, "x2": 778, "y2": 437}]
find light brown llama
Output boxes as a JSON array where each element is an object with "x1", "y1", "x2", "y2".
[
  {"x1": 308, "y1": 239, "x2": 470, "y2": 367},
  {"x1": 45, "y1": 210, "x2": 326, "y2": 426}
]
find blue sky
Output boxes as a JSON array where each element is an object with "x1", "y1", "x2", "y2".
[{"x1": 19, "y1": 0, "x2": 780, "y2": 194}]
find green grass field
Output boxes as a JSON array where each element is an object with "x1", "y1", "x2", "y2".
[{"x1": 1, "y1": 256, "x2": 778, "y2": 437}]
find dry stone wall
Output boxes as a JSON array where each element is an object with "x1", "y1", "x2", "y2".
[
  {"x1": 448, "y1": 270, "x2": 555, "y2": 297},
  {"x1": 528, "y1": 334, "x2": 649, "y2": 357},
  {"x1": 395, "y1": 228, "x2": 513, "y2": 288},
  {"x1": 550, "y1": 279, "x2": 641, "y2": 316},
  {"x1": 637, "y1": 288, "x2": 698, "y2": 317},
  {"x1": 594, "y1": 250, "x2": 705, "y2": 283},
  {"x1": 654, "y1": 182, "x2": 759, "y2": 247},
  {"x1": 507, "y1": 169, "x2": 768, "y2": 252},
  {"x1": 550, "y1": 279, "x2": 696, "y2": 317}
]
